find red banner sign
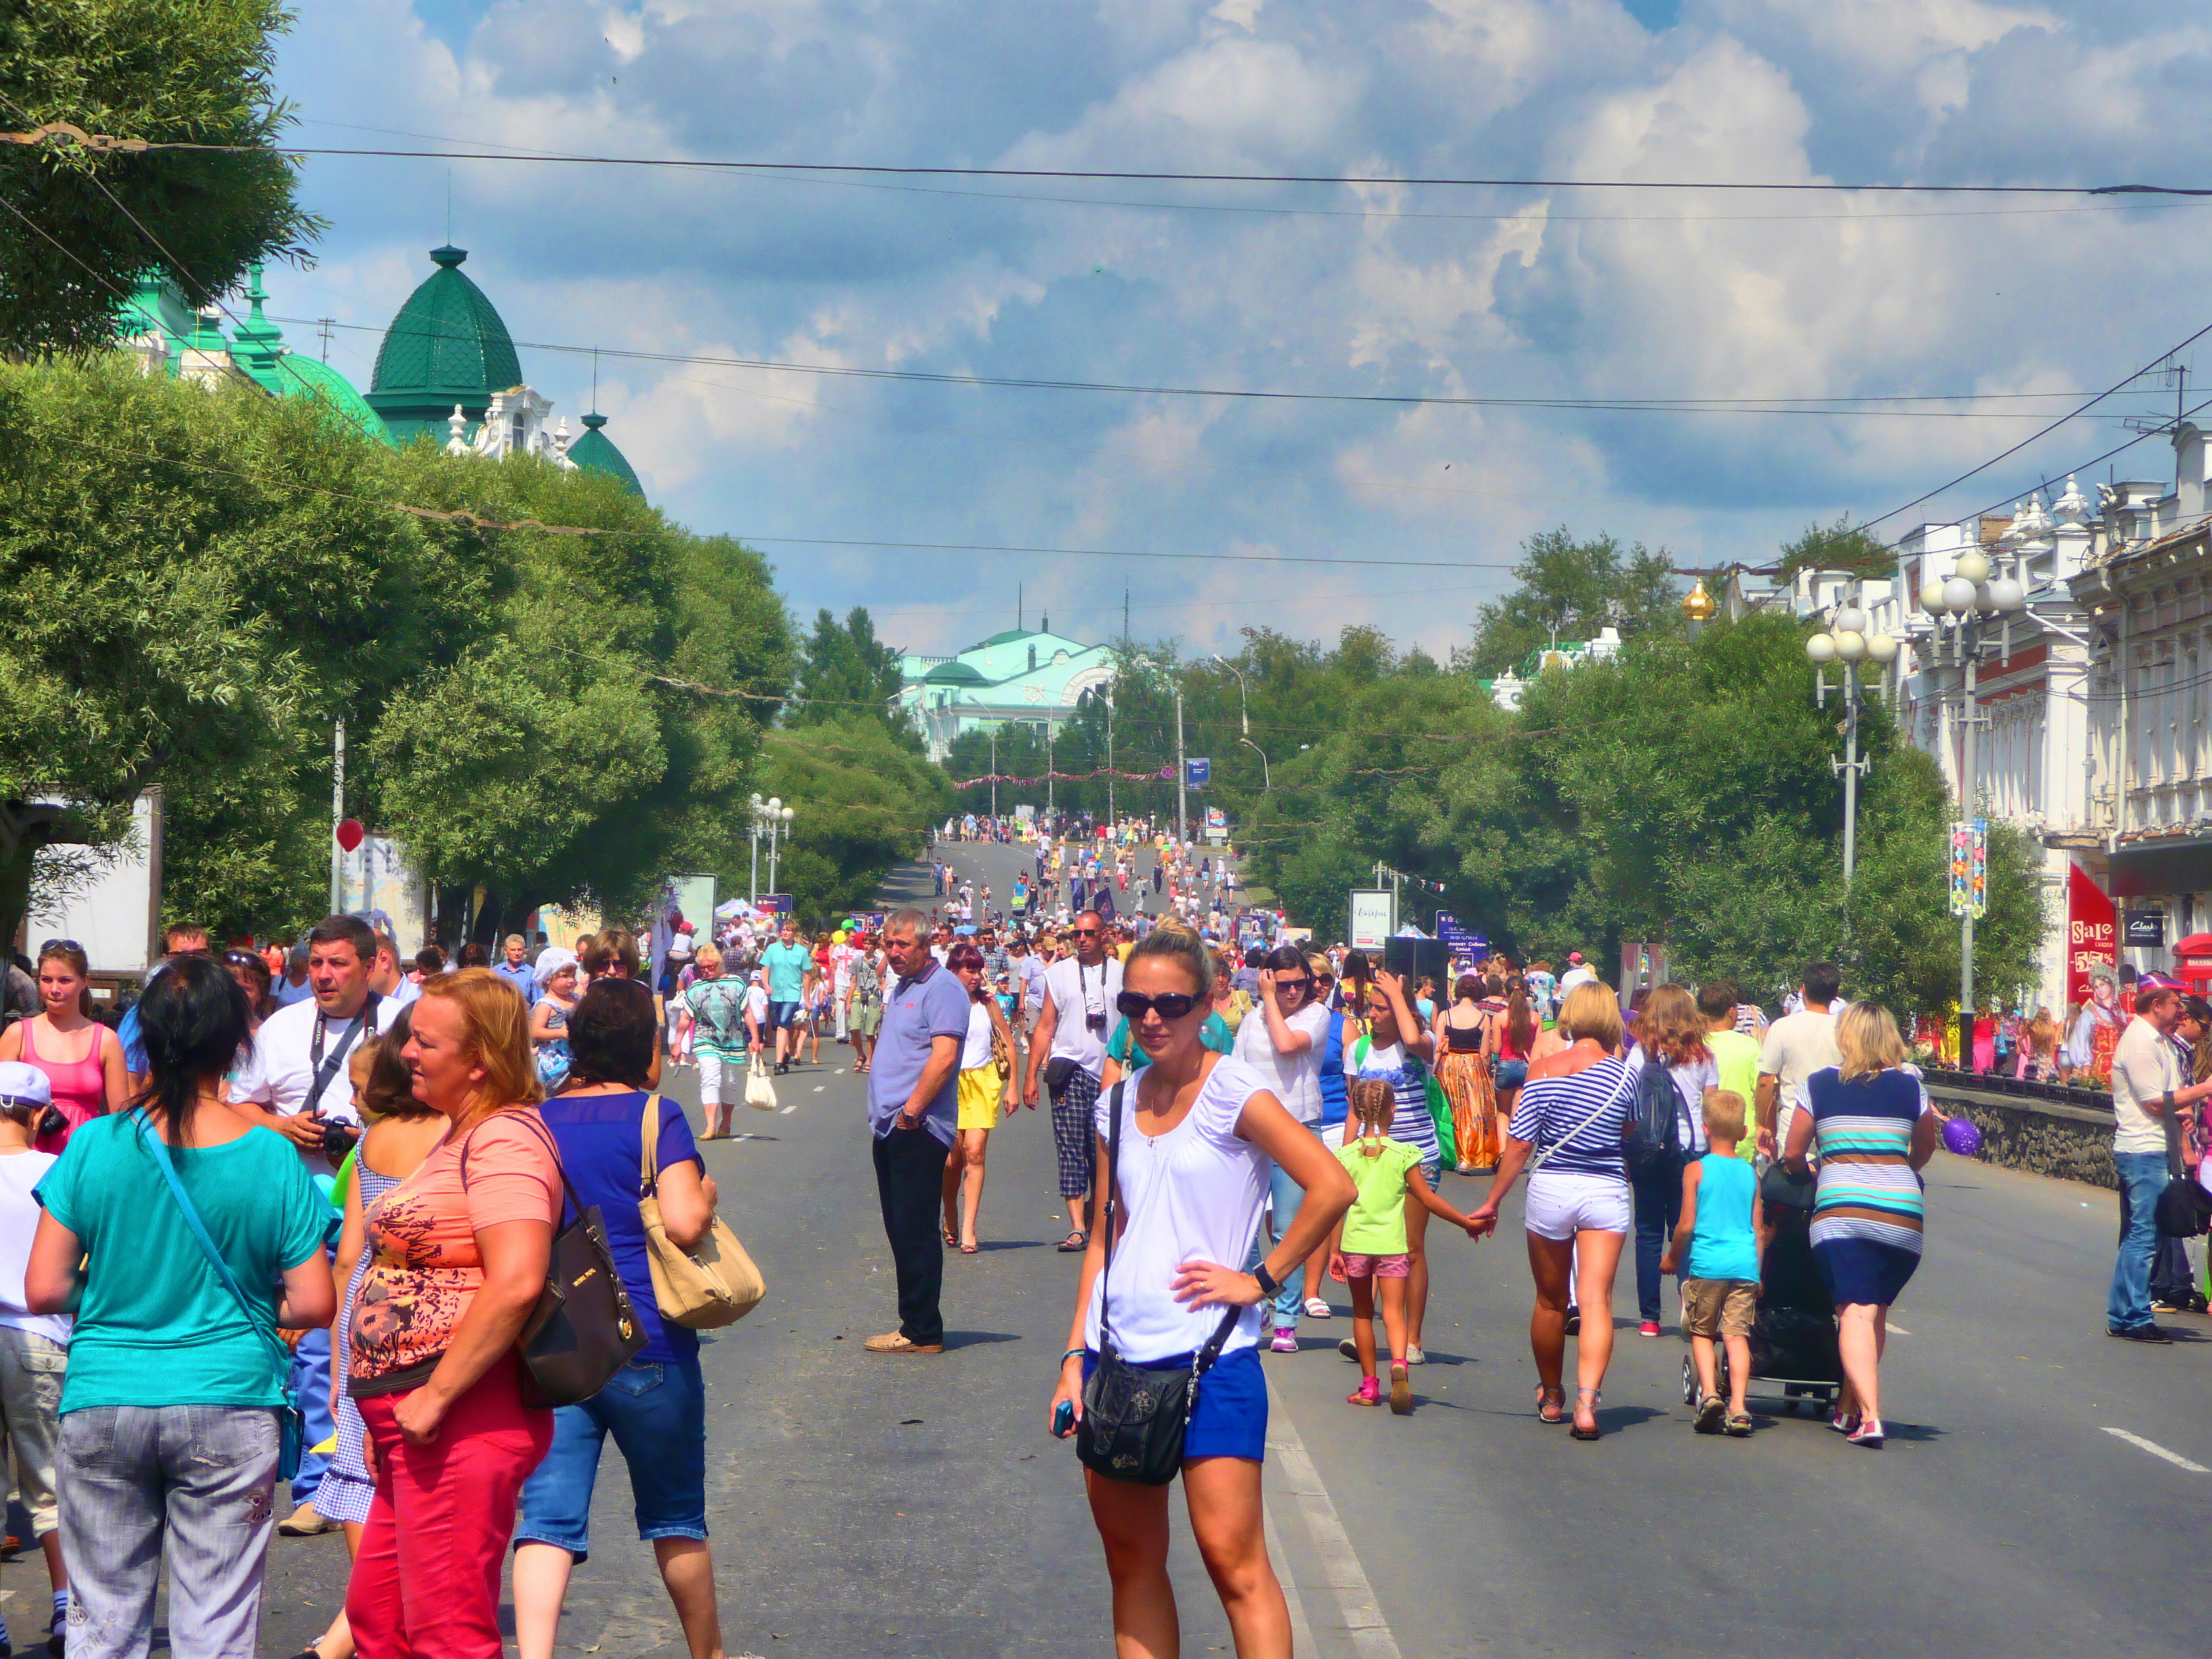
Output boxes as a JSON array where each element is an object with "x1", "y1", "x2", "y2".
[{"x1": 2066, "y1": 861, "x2": 2116, "y2": 1008}]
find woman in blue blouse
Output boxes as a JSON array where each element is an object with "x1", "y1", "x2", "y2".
[{"x1": 1786, "y1": 1003, "x2": 1938, "y2": 1450}]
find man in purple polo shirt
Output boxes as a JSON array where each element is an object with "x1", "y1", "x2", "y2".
[{"x1": 864, "y1": 907, "x2": 968, "y2": 1355}]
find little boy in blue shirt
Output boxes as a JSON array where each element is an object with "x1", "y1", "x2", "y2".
[{"x1": 1661, "y1": 1088, "x2": 1764, "y2": 1437}]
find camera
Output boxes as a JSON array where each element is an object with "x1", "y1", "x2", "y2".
[
  {"x1": 1084, "y1": 1010, "x2": 1107, "y2": 1034},
  {"x1": 314, "y1": 1113, "x2": 361, "y2": 1161},
  {"x1": 37, "y1": 1106, "x2": 64, "y2": 1141}
]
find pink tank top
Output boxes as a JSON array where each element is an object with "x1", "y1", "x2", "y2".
[{"x1": 20, "y1": 1020, "x2": 107, "y2": 1153}]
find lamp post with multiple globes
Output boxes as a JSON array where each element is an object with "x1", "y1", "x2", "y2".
[
  {"x1": 749, "y1": 793, "x2": 795, "y2": 904},
  {"x1": 1801, "y1": 597, "x2": 1901, "y2": 890}
]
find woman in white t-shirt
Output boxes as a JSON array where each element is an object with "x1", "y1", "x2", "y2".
[
  {"x1": 1231, "y1": 947, "x2": 1334, "y2": 1352},
  {"x1": 940, "y1": 943, "x2": 1017, "y2": 1254},
  {"x1": 1050, "y1": 930, "x2": 1351, "y2": 1659}
]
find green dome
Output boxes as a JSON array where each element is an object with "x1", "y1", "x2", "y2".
[
  {"x1": 270, "y1": 352, "x2": 394, "y2": 446},
  {"x1": 567, "y1": 412, "x2": 642, "y2": 496},
  {"x1": 365, "y1": 246, "x2": 523, "y2": 446}
]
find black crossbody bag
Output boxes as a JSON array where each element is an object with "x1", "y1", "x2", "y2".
[{"x1": 1076, "y1": 1080, "x2": 1242, "y2": 1487}]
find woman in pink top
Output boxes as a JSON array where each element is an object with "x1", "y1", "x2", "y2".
[{"x1": 0, "y1": 940, "x2": 126, "y2": 1151}]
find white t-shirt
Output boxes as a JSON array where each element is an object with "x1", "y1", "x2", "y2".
[
  {"x1": 745, "y1": 984, "x2": 770, "y2": 1027},
  {"x1": 1626, "y1": 1046, "x2": 1721, "y2": 1157},
  {"x1": 271, "y1": 975, "x2": 314, "y2": 1009},
  {"x1": 381, "y1": 976, "x2": 422, "y2": 1009},
  {"x1": 1558, "y1": 964, "x2": 1597, "y2": 991},
  {"x1": 234, "y1": 992, "x2": 406, "y2": 1139},
  {"x1": 1085, "y1": 1057, "x2": 1273, "y2": 1364},
  {"x1": 1230, "y1": 999, "x2": 1331, "y2": 1124},
  {"x1": 2111, "y1": 1016, "x2": 2179, "y2": 1157},
  {"x1": 1045, "y1": 954, "x2": 1124, "y2": 1077},
  {"x1": 961, "y1": 1000, "x2": 996, "y2": 1071},
  {"x1": 1759, "y1": 1008, "x2": 1841, "y2": 1112},
  {"x1": 0, "y1": 1150, "x2": 68, "y2": 1345}
]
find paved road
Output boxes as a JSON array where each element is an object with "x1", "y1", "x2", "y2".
[{"x1": 258, "y1": 842, "x2": 2208, "y2": 1657}]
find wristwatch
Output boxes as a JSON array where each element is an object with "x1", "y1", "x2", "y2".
[{"x1": 1252, "y1": 1261, "x2": 1282, "y2": 1298}]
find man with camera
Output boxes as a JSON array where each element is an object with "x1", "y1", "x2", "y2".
[
  {"x1": 1023, "y1": 909, "x2": 1124, "y2": 1253},
  {"x1": 230, "y1": 913, "x2": 403, "y2": 1536}
]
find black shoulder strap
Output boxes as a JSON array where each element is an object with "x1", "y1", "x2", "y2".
[{"x1": 1097, "y1": 1078, "x2": 1126, "y2": 1349}]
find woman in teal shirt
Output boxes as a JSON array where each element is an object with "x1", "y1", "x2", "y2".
[{"x1": 28, "y1": 957, "x2": 333, "y2": 1659}]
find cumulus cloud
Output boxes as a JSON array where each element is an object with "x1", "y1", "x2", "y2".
[{"x1": 270, "y1": 0, "x2": 2212, "y2": 659}]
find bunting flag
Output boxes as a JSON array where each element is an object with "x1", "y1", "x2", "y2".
[{"x1": 954, "y1": 765, "x2": 1172, "y2": 787}]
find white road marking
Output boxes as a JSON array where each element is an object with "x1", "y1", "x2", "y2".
[
  {"x1": 2102, "y1": 1427, "x2": 2210, "y2": 1473},
  {"x1": 1888, "y1": 1326, "x2": 1910, "y2": 1336},
  {"x1": 1265, "y1": 1380, "x2": 1404, "y2": 1659},
  {"x1": 813, "y1": 1086, "x2": 824, "y2": 1093},
  {"x1": 1261, "y1": 1498, "x2": 1318, "y2": 1658},
  {"x1": 779, "y1": 1103, "x2": 797, "y2": 1115}
]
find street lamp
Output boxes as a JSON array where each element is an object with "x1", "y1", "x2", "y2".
[
  {"x1": 748, "y1": 794, "x2": 795, "y2": 903},
  {"x1": 1803, "y1": 600, "x2": 1900, "y2": 890},
  {"x1": 1914, "y1": 544, "x2": 2028, "y2": 1060},
  {"x1": 1211, "y1": 655, "x2": 1269, "y2": 792}
]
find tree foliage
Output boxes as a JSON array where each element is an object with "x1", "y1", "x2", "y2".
[
  {"x1": 1778, "y1": 513, "x2": 1898, "y2": 581},
  {"x1": 0, "y1": 0, "x2": 323, "y2": 356},
  {"x1": 1460, "y1": 527, "x2": 1683, "y2": 676},
  {"x1": 790, "y1": 606, "x2": 916, "y2": 749},
  {"x1": 744, "y1": 714, "x2": 951, "y2": 928}
]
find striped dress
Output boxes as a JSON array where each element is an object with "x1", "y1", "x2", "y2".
[
  {"x1": 314, "y1": 1164, "x2": 403, "y2": 1525},
  {"x1": 1805, "y1": 1066, "x2": 1927, "y2": 1255}
]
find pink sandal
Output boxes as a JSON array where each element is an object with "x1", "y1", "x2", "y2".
[{"x1": 1347, "y1": 1376, "x2": 1380, "y2": 1407}]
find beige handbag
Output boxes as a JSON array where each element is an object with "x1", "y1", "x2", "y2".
[{"x1": 639, "y1": 1097, "x2": 765, "y2": 1329}]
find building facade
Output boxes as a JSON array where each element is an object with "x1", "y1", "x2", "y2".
[{"x1": 897, "y1": 626, "x2": 1117, "y2": 761}]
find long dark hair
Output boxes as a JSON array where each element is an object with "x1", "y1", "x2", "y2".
[
  {"x1": 132, "y1": 956, "x2": 254, "y2": 1144},
  {"x1": 1504, "y1": 977, "x2": 1536, "y2": 1053}
]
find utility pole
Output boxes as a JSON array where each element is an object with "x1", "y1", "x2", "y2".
[
  {"x1": 989, "y1": 727, "x2": 997, "y2": 820},
  {"x1": 1106, "y1": 692, "x2": 1115, "y2": 827},
  {"x1": 329, "y1": 720, "x2": 346, "y2": 914},
  {"x1": 1173, "y1": 680, "x2": 1187, "y2": 844},
  {"x1": 1959, "y1": 621, "x2": 1979, "y2": 1059},
  {"x1": 1046, "y1": 726, "x2": 1054, "y2": 825}
]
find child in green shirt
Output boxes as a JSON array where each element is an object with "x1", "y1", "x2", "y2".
[{"x1": 1327, "y1": 1078, "x2": 1483, "y2": 1414}]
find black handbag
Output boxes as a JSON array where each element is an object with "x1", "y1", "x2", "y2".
[
  {"x1": 464, "y1": 1115, "x2": 646, "y2": 1408},
  {"x1": 1076, "y1": 1080, "x2": 1241, "y2": 1487},
  {"x1": 2154, "y1": 1175, "x2": 2212, "y2": 1239}
]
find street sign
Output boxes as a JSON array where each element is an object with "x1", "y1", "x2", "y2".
[
  {"x1": 759, "y1": 893, "x2": 793, "y2": 919},
  {"x1": 1947, "y1": 819, "x2": 1986, "y2": 920},
  {"x1": 1349, "y1": 889, "x2": 1394, "y2": 951},
  {"x1": 1433, "y1": 912, "x2": 1487, "y2": 958},
  {"x1": 2123, "y1": 909, "x2": 2166, "y2": 947},
  {"x1": 1185, "y1": 758, "x2": 1211, "y2": 787}
]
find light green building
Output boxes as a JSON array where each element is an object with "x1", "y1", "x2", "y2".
[
  {"x1": 116, "y1": 246, "x2": 646, "y2": 493},
  {"x1": 898, "y1": 622, "x2": 1116, "y2": 762}
]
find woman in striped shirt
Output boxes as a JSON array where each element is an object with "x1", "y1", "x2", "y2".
[
  {"x1": 1469, "y1": 983, "x2": 1635, "y2": 1440},
  {"x1": 1786, "y1": 1003, "x2": 1938, "y2": 1449}
]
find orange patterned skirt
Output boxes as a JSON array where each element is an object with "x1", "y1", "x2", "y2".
[{"x1": 1437, "y1": 1048, "x2": 1500, "y2": 1172}]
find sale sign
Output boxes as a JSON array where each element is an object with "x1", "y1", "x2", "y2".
[{"x1": 2066, "y1": 861, "x2": 2116, "y2": 1009}]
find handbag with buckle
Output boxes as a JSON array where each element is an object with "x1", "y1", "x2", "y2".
[
  {"x1": 1075, "y1": 1081, "x2": 1240, "y2": 1487},
  {"x1": 637, "y1": 1095, "x2": 764, "y2": 1328}
]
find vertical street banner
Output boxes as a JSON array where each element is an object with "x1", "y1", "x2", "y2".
[
  {"x1": 1948, "y1": 819, "x2": 1987, "y2": 919},
  {"x1": 1348, "y1": 890, "x2": 1394, "y2": 951},
  {"x1": 2065, "y1": 862, "x2": 2116, "y2": 1008}
]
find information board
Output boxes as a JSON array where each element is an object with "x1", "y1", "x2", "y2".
[{"x1": 1348, "y1": 889, "x2": 1395, "y2": 951}]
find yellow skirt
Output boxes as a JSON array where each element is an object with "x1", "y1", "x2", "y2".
[{"x1": 957, "y1": 1064, "x2": 1004, "y2": 1131}]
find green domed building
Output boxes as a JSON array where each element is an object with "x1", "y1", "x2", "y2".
[{"x1": 363, "y1": 245, "x2": 523, "y2": 448}]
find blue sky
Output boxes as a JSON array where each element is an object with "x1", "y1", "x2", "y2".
[{"x1": 268, "y1": 0, "x2": 2212, "y2": 660}]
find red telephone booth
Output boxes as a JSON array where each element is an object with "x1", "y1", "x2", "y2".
[{"x1": 2176, "y1": 933, "x2": 2212, "y2": 993}]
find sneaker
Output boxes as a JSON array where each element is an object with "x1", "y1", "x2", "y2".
[
  {"x1": 2150, "y1": 1296, "x2": 2185, "y2": 1314},
  {"x1": 1337, "y1": 1338, "x2": 1360, "y2": 1361},
  {"x1": 1564, "y1": 1307, "x2": 1581, "y2": 1335},
  {"x1": 1304, "y1": 1297, "x2": 1332, "y2": 1319},
  {"x1": 2108, "y1": 1324, "x2": 2175, "y2": 1345},
  {"x1": 1389, "y1": 1365, "x2": 1413, "y2": 1415},
  {"x1": 278, "y1": 1501, "x2": 340, "y2": 1538},
  {"x1": 1638, "y1": 1321, "x2": 1661, "y2": 1338},
  {"x1": 863, "y1": 1331, "x2": 944, "y2": 1355},
  {"x1": 1347, "y1": 1376, "x2": 1380, "y2": 1407},
  {"x1": 1847, "y1": 1416, "x2": 1886, "y2": 1448},
  {"x1": 1404, "y1": 1344, "x2": 1426, "y2": 1366},
  {"x1": 1268, "y1": 1327, "x2": 1299, "y2": 1354}
]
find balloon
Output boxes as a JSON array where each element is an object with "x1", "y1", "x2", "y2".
[
  {"x1": 335, "y1": 817, "x2": 365, "y2": 853},
  {"x1": 1940, "y1": 1116, "x2": 1984, "y2": 1158}
]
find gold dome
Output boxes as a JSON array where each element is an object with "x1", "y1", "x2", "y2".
[{"x1": 1681, "y1": 577, "x2": 1718, "y2": 623}]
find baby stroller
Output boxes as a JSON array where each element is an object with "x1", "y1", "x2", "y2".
[{"x1": 1679, "y1": 1165, "x2": 1843, "y2": 1417}]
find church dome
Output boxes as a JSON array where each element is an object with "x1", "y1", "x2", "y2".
[
  {"x1": 567, "y1": 411, "x2": 642, "y2": 496},
  {"x1": 365, "y1": 246, "x2": 524, "y2": 446}
]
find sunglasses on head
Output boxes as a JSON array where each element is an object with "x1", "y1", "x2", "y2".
[
  {"x1": 39, "y1": 939, "x2": 82, "y2": 956},
  {"x1": 1117, "y1": 989, "x2": 1199, "y2": 1022}
]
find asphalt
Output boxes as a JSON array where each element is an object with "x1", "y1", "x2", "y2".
[{"x1": 253, "y1": 837, "x2": 2209, "y2": 1658}]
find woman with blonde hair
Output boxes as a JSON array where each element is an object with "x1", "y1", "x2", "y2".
[
  {"x1": 1626, "y1": 985, "x2": 1718, "y2": 1338},
  {"x1": 1468, "y1": 981, "x2": 1635, "y2": 1439},
  {"x1": 1786, "y1": 1002, "x2": 1938, "y2": 1449},
  {"x1": 2015, "y1": 1008, "x2": 2062, "y2": 1082},
  {"x1": 342, "y1": 968, "x2": 563, "y2": 1658}
]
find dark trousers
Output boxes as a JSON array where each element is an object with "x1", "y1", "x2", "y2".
[
  {"x1": 874, "y1": 1126, "x2": 952, "y2": 1345},
  {"x1": 1631, "y1": 1155, "x2": 1683, "y2": 1323}
]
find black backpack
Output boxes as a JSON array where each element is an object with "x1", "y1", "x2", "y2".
[{"x1": 1626, "y1": 1058, "x2": 1683, "y2": 1168}]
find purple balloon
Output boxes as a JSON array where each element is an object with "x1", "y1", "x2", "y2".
[{"x1": 1941, "y1": 1116, "x2": 1984, "y2": 1158}]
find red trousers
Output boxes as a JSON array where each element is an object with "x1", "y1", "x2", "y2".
[{"x1": 345, "y1": 1358, "x2": 553, "y2": 1659}]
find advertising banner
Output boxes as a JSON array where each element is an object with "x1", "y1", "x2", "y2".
[
  {"x1": 1348, "y1": 889, "x2": 1394, "y2": 951},
  {"x1": 2066, "y1": 862, "x2": 2116, "y2": 1008},
  {"x1": 1948, "y1": 820, "x2": 1988, "y2": 920}
]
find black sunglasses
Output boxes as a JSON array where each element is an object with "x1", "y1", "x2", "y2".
[
  {"x1": 38, "y1": 939, "x2": 82, "y2": 956},
  {"x1": 1117, "y1": 989, "x2": 1199, "y2": 1022},
  {"x1": 1274, "y1": 975, "x2": 1313, "y2": 995}
]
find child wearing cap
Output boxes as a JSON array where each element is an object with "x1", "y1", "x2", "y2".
[{"x1": 0, "y1": 1060, "x2": 69, "y2": 1650}]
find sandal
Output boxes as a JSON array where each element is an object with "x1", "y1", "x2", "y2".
[
  {"x1": 1055, "y1": 1230, "x2": 1088, "y2": 1253},
  {"x1": 1694, "y1": 1393, "x2": 1725, "y2": 1435},
  {"x1": 959, "y1": 1241, "x2": 980, "y2": 1255},
  {"x1": 1536, "y1": 1385, "x2": 1567, "y2": 1425},
  {"x1": 942, "y1": 1226, "x2": 958, "y2": 1248},
  {"x1": 1569, "y1": 1387, "x2": 1603, "y2": 1441},
  {"x1": 1725, "y1": 1411, "x2": 1754, "y2": 1437}
]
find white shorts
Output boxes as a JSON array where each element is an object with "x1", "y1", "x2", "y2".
[{"x1": 1524, "y1": 1171, "x2": 1632, "y2": 1241}]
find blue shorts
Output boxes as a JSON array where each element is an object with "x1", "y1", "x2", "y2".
[
  {"x1": 768, "y1": 999, "x2": 802, "y2": 1031},
  {"x1": 1082, "y1": 1343, "x2": 1267, "y2": 1465},
  {"x1": 515, "y1": 1356, "x2": 708, "y2": 1560}
]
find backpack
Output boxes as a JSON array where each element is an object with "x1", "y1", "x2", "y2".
[{"x1": 1626, "y1": 1057, "x2": 1684, "y2": 1168}]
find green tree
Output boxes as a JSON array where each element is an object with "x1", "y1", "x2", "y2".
[
  {"x1": 0, "y1": 0, "x2": 323, "y2": 356},
  {"x1": 744, "y1": 715, "x2": 951, "y2": 927},
  {"x1": 1778, "y1": 513, "x2": 1898, "y2": 581},
  {"x1": 791, "y1": 606, "x2": 917, "y2": 748},
  {"x1": 1461, "y1": 527, "x2": 1681, "y2": 676},
  {"x1": 0, "y1": 353, "x2": 498, "y2": 948}
]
